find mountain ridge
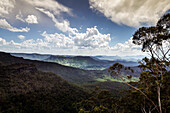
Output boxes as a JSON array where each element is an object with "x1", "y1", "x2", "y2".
[{"x1": 11, "y1": 53, "x2": 139, "y2": 70}]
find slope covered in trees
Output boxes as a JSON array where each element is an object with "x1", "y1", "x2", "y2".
[
  {"x1": 0, "y1": 52, "x2": 96, "y2": 84},
  {"x1": 0, "y1": 63, "x2": 89, "y2": 113}
]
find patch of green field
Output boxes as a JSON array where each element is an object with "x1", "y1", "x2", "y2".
[
  {"x1": 95, "y1": 74, "x2": 139, "y2": 83},
  {"x1": 95, "y1": 78, "x2": 107, "y2": 82}
]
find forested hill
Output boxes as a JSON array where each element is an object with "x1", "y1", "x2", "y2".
[
  {"x1": 11, "y1": 53, "x2": 50, "y2": 60},
  {"x1": 0, "y1": 63, "x2": 89, "y2": 113},
  {"x1": 0, "y1": 52, "x2": 97, "y2": 83},
  {"x1": 45, "y1": 55, "x2": 108, "y2": 70}
]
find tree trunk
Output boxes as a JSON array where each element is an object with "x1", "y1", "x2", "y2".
[
  {"x1": 157, "y1": 85, "x2": 162, "y2": 113},
  {"x1": 117, "y1": 70, "x2": 159, "y2": 112},
  {"x1": 155, "y1": 61, "x2": 162, "y2": 113}
]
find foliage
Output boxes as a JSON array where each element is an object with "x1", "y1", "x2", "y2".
[
  {"x1": 0, "y1": 63, "x2": 89, "y2": 113},
  {"x1": 74, "y1": 88, "x2": 120, "y2": 113},
  {"x1": 133, "y1": 14, "x2": 170, "y2": 61}
]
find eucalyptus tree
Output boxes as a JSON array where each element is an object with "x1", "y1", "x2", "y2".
[{"x1": 109, "y1": 13, "x2": 170, "y2": 113}]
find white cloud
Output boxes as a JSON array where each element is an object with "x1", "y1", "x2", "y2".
[
  {"x1": 40, "y1": 26, "x2": 111, "y2": 49},
  {"x1": 16, "y1": 11, "x2": 25, "y2": 22},
  {"x1": 0, "y1": 37, "x2": 7, "y2": 46},
  {"x1": 0, "y1": 26, "x2": 112, "y2": 53},
  {"x1": 73, "y1": 26, "x2": 111, "y2": 49},
  {"x1": 36, "y1": 7, "x2": 78, "y2": 34},
  {"x1": 0, "y1": 0, "x2": 75, "y2": 34},
  {"x1": 16, "y1": 12, "x2": 38, "y2": 24},
  {"x1": 0, "y1": 0, "x2": 15, "y2": 16},
  {"x1": 0, "y1": 19, "x2": 30, "y2": 32},
  {"x1": 89, "y1": 0, "x2": 170, "y2": 27},
  {"x1": 110, "y1": 38, "x2": 144, "y2": 56},
  {"x1": 0, "y1": 35, "x2": 146, "y2": 56},
  {"x1": 0, "y1": 0, "x2": 71, "y2": 33},
  {"x1": 18, "y1": 35, "x2": 25, "y2": 40},
  {"x1": 24, "y1": 0, "x2": 72, "y2": 15},
  {"x1": 41, "y1": 31, "x2": 74, "y2": 49},
  {"x1": 25, "y1": 15, "x2": 38, "y2": 24}
]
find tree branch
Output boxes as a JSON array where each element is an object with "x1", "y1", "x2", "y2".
[{"x1": 116, "y1": 69, "x2": 159, "y2": 113}]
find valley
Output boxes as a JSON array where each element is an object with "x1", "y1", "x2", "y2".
[
  {"x1": 0, "y1": 51, "x2": 139, "y2": 112},
  {"x1": 11, "y1": 53, "x2": 140, "y2": 70},
  {"x1": 10, "y1": 52, "x2": 141, "y2": 83}
]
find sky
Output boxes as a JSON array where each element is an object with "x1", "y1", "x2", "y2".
[{"x1": 0, "y1": 0, "x2": 169, "y2": 56}]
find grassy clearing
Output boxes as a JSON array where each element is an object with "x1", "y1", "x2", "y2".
[{"x1": 95, "y1": 74, "x2": 139, "y2": 83}]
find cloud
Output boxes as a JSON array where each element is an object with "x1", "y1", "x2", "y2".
[
  {"x1": 0, "y1": 36, "x2": 144, "y2": 56},
  {"x1": 89, "y1": 0, "x2": 170, "y2": 27},
  {"x1": 0, "y1": 19, "x2": 30, "y2": 32},
  {"x1": 108, "y1": 37, "x2": 147, "y2": 56},
  {"x1": 36, "y1": 7, "x2": 78, "y2": 34},
  {"x1": 18, "y1": 35, "x2": 25, "y2": 40},
  {"x1": 73, "y1": 26, "x2": 111, "y2": 49},
  {"x1": 16, "y1": 11, "x2": 25, "y2": 22},
  {"x1": 0, "y1": 0, "x2": 71, "y2": 32},
  {"x1": 0, "y1": 26, "x2": 112, "y2": 53},
  {"x1": 16, "y1": 11, "x2": 38, "y2": 24},
  {"x1": 0, "y1": 0, "x2": 15, "y2": 16},
  {"x1": 1, "y1": 0, "x2": 72, "y2": 19},
  {"x1": 25, "y1": 15, "x2": 38, "y2": 24},
  {"x1": 41, "y1": 31, "x2": 74, "y2": 49},
  {"x1": 24, "y1": 0, "x2": 72, "y2": 15},
  {"x1": 0, "y1": 35, "x2": 147, "y2": 56},
  {"x1": 0, "y1": 37, "x2": 7, "y2": 46},
  {"x1": 40, "y1": 26, "x2": 111, "y2": 49},
  {"x1": 0, "y1": 0, "x2": 75, "y2": 34},
  {"x1": 112, "y1": 38, "x2": 141, "y2": 51}
]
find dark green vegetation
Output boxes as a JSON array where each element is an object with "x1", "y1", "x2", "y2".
[
  {"x1": 75, "y1": 13, "x2": 170, "y2": 113},
  {"x1": 0, "y1": 63, "x2": 89, "y2": 113},
  {"x1": 0, "y1": 52, "x2": 97, "y2": 84},
  {"x1": 82, "y1": 81, "x2": 129, "y2": 97},
  {"x1": 0, "y1": 52, "x2": 130, "y2": 113}
]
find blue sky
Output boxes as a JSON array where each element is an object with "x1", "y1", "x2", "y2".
[{"x1": 0, "y1": 0, "x2": 169, "y2": 56}]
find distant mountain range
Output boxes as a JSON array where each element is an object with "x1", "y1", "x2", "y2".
[
  {"x1": 11, "y1": 53, "x2": 140, "y2": 70},
  {"x1": 10, "y1": 53, "x2": 50, "y2": 61},
  {"x1": 1, "y1": 52, "x2": 142, "y2": 84},
  {"x1": 94, "y1": 55, "x2": 145, "y2": 62}
]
